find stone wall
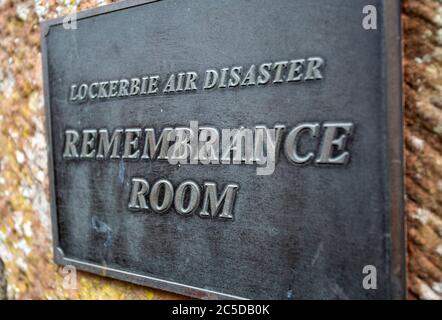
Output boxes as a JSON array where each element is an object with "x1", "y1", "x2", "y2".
[
  {"x1": 403, "y1": 0, "x2": 442, "y2": 300},
  {"x1": 0, "y1": 0, "x2": 440, "y2": 300},
  {"x1": 0, "y1": 257, "x2": 6, "y2": 300}
]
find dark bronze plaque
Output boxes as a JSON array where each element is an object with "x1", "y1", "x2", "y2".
[{"x1": 41, "y1": 0, "x2": 404, "y2": 299}]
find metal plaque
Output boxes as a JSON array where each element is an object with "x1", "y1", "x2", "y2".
[{"x1": 41, "y1": 0, "x2": 404, "y2": 299}]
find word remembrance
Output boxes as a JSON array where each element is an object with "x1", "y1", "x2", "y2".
[{"x1": 41, "y1": 0, "x2": 405, "y2": 300}]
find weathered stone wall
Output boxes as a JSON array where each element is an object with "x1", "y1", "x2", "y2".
[
  {"x1": 0, "y1": 0, "x2": 440, "y2": 300},
  {"x1": 403, "y1": 0, "x2": 442, "y2": 300},
  {"x1": 0, "y1": 257, "x2": 6, "y2": 299}
]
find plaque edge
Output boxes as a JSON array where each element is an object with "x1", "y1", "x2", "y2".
[
  {"x1": 39, "y1": 0, "x2": 163, "y2": 30},
  {"x1": 383, "y1": 0, "x2": 407, "y2": 301},
  {"x1": 54, "y1": 246, "x2": 246, "y2": 300}
]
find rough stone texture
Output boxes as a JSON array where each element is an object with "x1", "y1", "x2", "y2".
[
  {"x1": 403, "y1": 0, "x2": 442, "y2": 300},
  {"x1": 0, "y1": 0, "x2": 440, "y2": 300},
  {"x1": 0, "y1": 258, "x2": 6, "y2": 300}
]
